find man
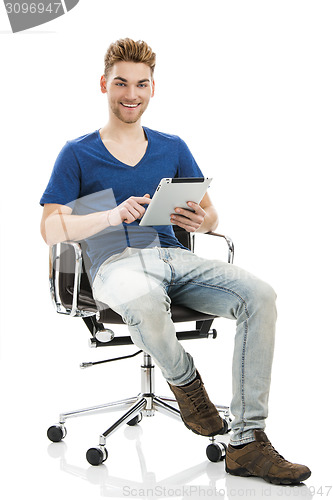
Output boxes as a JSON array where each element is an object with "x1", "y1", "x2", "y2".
[{"x1": 40, "y1": 38, "x2": 310, "y2": 484}]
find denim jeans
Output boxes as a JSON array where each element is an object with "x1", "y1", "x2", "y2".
[{"x1": 92, "y1": 247, "x2": 277, "y2": 445}]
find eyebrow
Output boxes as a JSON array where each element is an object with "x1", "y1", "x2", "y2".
[{"x1": 113, "y1": 76, "x2": 151, "y2": 84}]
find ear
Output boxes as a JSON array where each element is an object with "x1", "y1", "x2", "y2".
[
  {"x1": 100, "y1": 75, "x2": 107, "y2": 94},
  {"x1": 151, "y1": 79, "x2": 155, "y2": 98}
]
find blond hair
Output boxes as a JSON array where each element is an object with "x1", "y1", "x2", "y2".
[{"x1": 104, "y1": 38, "x2": 156, "y2": 77}]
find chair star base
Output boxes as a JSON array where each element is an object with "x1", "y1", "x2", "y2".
[{"x1": 47, "y1": 352, "x2": 231, "y2": 465}]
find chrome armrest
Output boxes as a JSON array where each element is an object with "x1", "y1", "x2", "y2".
[
  {"x1": 192, "y1": 232, "x2": 234, "y2": 264},
  {"x1": 50, "y1": 241, "x2": 93, "y2": 318}
]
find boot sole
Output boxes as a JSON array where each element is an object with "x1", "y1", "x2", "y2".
[
  {"x1": 225, "y1": 464, "x2": 311, "y2": 485},
  {"x1": 182, "y1": 416, "x2": 227, "y2": 437}
]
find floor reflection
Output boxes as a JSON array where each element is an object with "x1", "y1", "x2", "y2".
[{"x1": 47, "y1": 425, "x2": 313, "y2": 499}]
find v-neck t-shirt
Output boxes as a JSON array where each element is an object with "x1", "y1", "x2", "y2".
[{"x1": 40, "y1": 126, "x2": 204, "y2": 281}]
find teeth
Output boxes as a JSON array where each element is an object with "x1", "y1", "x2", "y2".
[{"x1": 122, "y1": 103, "x2": 139, "y2": 108}]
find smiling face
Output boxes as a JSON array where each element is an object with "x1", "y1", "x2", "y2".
[{"x1": 100, "y1": 61, "x2": 155, "y2": 125}]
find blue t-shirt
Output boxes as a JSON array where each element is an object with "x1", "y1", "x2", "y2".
[{"x1": 40, "y1": 126, "x2": 204, "y2": 281}]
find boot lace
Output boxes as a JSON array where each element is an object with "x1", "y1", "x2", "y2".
[
  {"x1": 261, "y1": 441, "x2": 287, "y2": 465},
  {"x1": 187, "y1": 386, "x2": 210, "y2": 413}
]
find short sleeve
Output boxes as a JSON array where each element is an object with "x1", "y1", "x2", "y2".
[
  {"x1": 40, "y1": 142, "x2": 81, "y2": 206},
  {"x1": 176, "y1": 137, "x2": 204, "y2": 178}
]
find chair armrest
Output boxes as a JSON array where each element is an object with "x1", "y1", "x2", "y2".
[
  {"x1": 50, "y1": 241, "x2": 95, "y2": 317},
  {"x1": 193, "y1": 232, "x2": 234, "y2": 264}
]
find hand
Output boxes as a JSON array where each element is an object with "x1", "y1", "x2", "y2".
[
  {"x1": 107, "y1": 194, "x2": 151, "y2": 226},
  {"x1": 170, "y1": 201, "x2": 206, "y2": 232}
]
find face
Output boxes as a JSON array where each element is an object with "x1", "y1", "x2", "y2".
[{"x1": 100, "y1": 61, "x2": 155, "y2": 124}]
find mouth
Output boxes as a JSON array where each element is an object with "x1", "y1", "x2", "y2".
[{"x1": 121, "y1": 103, "x2": 141, "y2": 109}]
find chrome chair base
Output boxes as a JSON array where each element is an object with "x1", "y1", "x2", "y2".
[{"x1": 48, "y1": 352, "x2": 231, "y2": 465}]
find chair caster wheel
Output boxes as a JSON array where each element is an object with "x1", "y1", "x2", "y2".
[
  {"x1": 47, "y1": 424, "x2": 67, "y2": 442},
  {"x1": 206, "y1": 442, "x2": 227, "y2": 462},
  {"x1": 127, "y1": 412, "x2": 143, "y2": 426},
  {"x1": 218, "y1": 418, "x2": 229, "y2": 435},
  {"x1": 86, "y1": 446, "x2": 108, "y2": 466}
]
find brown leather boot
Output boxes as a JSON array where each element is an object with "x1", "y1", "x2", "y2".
[
  {"x1": 168, "y1": 371, "x2": 226, "y2": 437},
  {"x1": 226, "y1": 430, "x2": 311, "y2": 484}
]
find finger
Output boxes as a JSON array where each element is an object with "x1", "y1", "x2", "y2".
[
  {"x1": 126, "y1": 199, "x2": 148, "y2": 217},
  {"x1": 174, "y1": 202, "x2": 205, "y2": 217},
  {"x1": 119, "y1": 207, "x2": 137, "y2": 223},
  {"x1": 131, "y1": 196, "x2": 152, "y2": 205},
  {"x1": 171, "y1": 214, "x2": 202, "y2": 229},
  {"x1": 120, "y1": 202, "x2": 145, "y2": 222},
  {"x1": 179, "y1": 201, "x2": 206, "y2": 216},
  {"x1": 187, "y1": 201, "x2": 206, "y2": 216},
  {"x1": 173, "y1": 208, "x2": 204, "y2": 224},
  {"x1": 171, "y1": 219, "x2": 199, "y2": 232}
]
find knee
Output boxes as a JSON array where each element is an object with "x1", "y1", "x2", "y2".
[
  {"x1": 247, "y1": 278, "x2": 277, "y2": 316},
  {"x1": 254, "y1": 279, "x2": 276, "y2": 304},
  {"x1": 236, "y1": 273, "x2": 276, "y2": 309},
  {"x1": 120, "y1": 294, "x2": 174, "y2": 353},
  {"x1": 118, "y1": 291, "x2": 171, "y2": 327},
  {"x1": 233, "y1": 278, "x2": 277, "y2": 333}
]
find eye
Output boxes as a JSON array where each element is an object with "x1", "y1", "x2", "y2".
[
  {"x1": 115, "y1": 82, "x2": 125, "y2": 87},
  {"x1": 138, "y1": 84, "x2": 148, "y2": 88}
]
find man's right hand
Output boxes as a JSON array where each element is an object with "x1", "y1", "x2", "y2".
[{"x1": 107, "y1": 194, "x2": 151, "y2": 226}]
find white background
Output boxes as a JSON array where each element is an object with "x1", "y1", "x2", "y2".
[{"x1": 0, "y1": 1, "x2": 332, "y2": 498}]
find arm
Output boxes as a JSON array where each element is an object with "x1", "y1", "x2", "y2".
[
  {"x1": 41, "y1": 203, "x2": 109, "y2": 246},
  {"x1": 40, "y1": 195, "x2": 151, "y2": 246},
  {"x1": 170, "y1": 192, "x2": 219, "y2": 233}
]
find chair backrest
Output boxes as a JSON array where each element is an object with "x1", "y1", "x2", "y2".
[{"x1": 173, "y1": 226, "x2": 193, "y2": 249}]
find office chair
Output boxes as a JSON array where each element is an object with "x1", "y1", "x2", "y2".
[{"x1": 46, "y1": 227, "x2": 235, "y2": 466}]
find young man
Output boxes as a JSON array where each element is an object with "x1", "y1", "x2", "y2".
[{"x1": 40, "y1": 38, "x2": 310, "y2": 484}]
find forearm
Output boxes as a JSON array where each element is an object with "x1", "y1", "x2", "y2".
[
  {"x1": 196, "y1": 205, "x2": 219, "y2": 233},
  {"x1": 42, "y1": 211, "x2": 110, "y2": 246}
]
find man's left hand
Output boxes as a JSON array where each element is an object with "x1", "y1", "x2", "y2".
[{"x1": 170, "y1": 201, "x2": 206, "y2": 232}]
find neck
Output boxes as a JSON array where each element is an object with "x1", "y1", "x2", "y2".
[{"x1": 100, "y1": 115, "x2": 144, "y2": 143}]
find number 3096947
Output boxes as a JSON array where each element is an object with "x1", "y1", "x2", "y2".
[{"x1": 5, "y1": 3, "x2": 62, "y2": 14}]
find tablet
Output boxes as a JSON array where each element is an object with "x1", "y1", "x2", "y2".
[{"x1": 139, "y1": 177, "x2": 212, "y2": 226}]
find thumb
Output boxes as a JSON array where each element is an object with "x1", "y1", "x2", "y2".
[{"x1": 144, "y1": 193, "x2": 150, "y2": 198}]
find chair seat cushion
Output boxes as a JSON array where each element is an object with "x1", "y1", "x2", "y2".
[{"x1": 98, "y1": 303, "x2": 217, "y2": 324}]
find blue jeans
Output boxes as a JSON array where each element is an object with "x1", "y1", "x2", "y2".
[{"x1": 92, "y1": 247, "x2": 277, "y2": 445}]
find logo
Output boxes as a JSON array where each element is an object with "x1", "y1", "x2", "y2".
[{"x1": 3, "y1": 0, "x2": 79, "y2": 33}]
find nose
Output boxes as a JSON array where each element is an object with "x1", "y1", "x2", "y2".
[{"x1": 124, "y1": 85, "x2": 138, "y2": 101}]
